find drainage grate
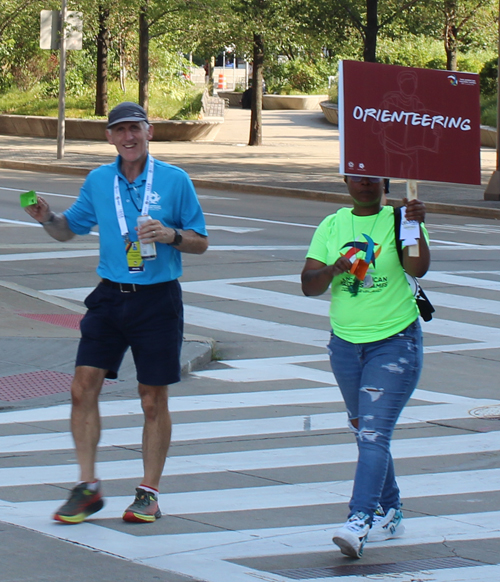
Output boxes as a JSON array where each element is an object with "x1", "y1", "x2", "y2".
[
  {"x1": 270, "y1": 556, "x2": 483, "y2": 580},
  {"x1": 470, "y1": 405, "x2": 500, "y2": 420},
  {"x1": 0, "y1": 371, "x2": 115, "y2": 402},
  {"x1": 18, "y1": 313, "x2": 83, "y2": 330}
]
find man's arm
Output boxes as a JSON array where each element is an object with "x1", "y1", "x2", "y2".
[
  {"x1": 24, "y1": 195, "x2": 75, "y2": 242},
  {"x1": 137, "y1": 220, "x2": 208, "y2": 255}
]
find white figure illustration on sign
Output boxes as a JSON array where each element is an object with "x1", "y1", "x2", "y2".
[{"x1": 373, "y1": 70, "x2": 442, "y2": 177}]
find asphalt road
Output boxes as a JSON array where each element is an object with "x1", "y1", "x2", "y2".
[{"x1": 0, "y1": 169, "x2": 500, "y2": 582}]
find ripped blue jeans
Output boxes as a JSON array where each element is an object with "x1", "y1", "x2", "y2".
[{"x1": 328, "y1": 319, "x2": 423, "y2": 521}]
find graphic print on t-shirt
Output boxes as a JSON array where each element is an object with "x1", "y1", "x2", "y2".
[{"x1": 341, "y1": 234, "x2": 382, "y2": 296}]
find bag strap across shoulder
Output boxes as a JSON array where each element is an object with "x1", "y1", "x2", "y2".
[
  {"x1": 393, "y1": 206, "x2": 404, "y2": 266},
  {"x1": 393, "y1": 205, "x2": 435, "y2": 321}
]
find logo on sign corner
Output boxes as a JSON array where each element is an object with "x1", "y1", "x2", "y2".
[{"x1": 447, "y1": 74, "x2": 458, "y2": 86}]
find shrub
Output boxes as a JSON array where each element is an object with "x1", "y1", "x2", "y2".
[
  {"x1": 377, "y1": 35, "x2": 444, "y2": 69},
  {"x1": 481, "y1": 94, "x2": 497, "y2": 127},
  {"x1": 0, "y1": 80, "x2": 203, "y2": 120},
  {"x1": 480, "y1": 58, "x2": 498, "y2": 97},
  {"x1": 265, "y1": 57, "x2": 336, "y2": 95}
]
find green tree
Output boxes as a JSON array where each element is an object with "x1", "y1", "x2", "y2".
[
  {"x1": 226, "y1": 0, "x2": 312, "y2": 145},
  {"x1": 135, "y1": 0, "x2": 217, "y2": 111},
  {"x1": 315, "y1": 0, "x2": 421, "y2": 63},
  {"x1": 395, "y1": 0, "x2": 497, "y2": 71}
]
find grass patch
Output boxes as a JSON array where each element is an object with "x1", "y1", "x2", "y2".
[{"x1": 0, "y1": 81, "x2": 204, "y2": 120}]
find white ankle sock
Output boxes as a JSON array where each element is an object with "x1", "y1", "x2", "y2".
[{"x1": 139, "y1": 484, "x2": 158, "y2": 499}]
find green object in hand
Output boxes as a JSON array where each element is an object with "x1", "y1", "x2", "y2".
[{"x1": 20, "y1": 190, "x2": 37, "y2": 207}]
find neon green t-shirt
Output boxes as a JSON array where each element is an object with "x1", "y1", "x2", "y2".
[{"x1": 306, "y1": 206, "x2": 427, "y2": 343}]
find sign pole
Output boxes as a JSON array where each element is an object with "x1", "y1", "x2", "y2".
[
  {"x1": 56, "y1": 0, "x2": 67, "y2": 160},
  {"x1": 406, "y1": 179, "x2": 420, "y2": 257},
  {"x1": 484, "y1": 0, "x2": 500, "y2": 200}
]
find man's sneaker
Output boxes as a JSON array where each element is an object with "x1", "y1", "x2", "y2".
[
  {"x1": 122, "y1": 487, "x2": 162, "y2": 523},
  {"x1": 53, "y1": 482, "x2": 104, "y2": 524},
  {"x1": 370, "y1": 507, "x2": 405, "y2": 541},
  {"x1": 332, "y1": 511, "x2": 371, "y2": 558}
]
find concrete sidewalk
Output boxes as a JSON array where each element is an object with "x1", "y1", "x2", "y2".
[{"x1": 1, "y1": 108, "x2": 499, "y2": 218}]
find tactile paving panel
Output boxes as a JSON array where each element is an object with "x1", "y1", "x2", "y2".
[
  {"x1": 17, "y1": 313, "x2": 84, "y2": 330},
  {"x1": 0, "y1": 371, "x2": 115, "y2": 402}
]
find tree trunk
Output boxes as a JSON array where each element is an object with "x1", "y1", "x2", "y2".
[
  {"x1": 138, "y1": 3, "x2": 149, "y2": 112},
  {"x1": 364, "y1": 0, "x2": 378, "y2": 62},
  {"x1": 249, "y1": 33, "x2": 264, "y2": 146},
  {"x1": 444, "y1": 1, "x2": 458, "y2": 71},
  {"x1": 94, "y1": 5, "x2": 109, "y2": 116},
  {"x1": 119, "y1": 38, "x2": 127, "y2": 92}
]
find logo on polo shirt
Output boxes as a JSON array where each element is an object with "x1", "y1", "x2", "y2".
[{"x1": 149, "y1": 191, "x2": 162, "y2": 210}]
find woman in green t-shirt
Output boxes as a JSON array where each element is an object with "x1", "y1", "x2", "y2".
[{"x1": 301, "y1": 175, "x2": 430, "y2": 559}]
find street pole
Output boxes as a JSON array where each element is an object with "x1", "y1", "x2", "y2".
[
  {"x1": 484, "y1": 0, "x2": 500, "y2": 199},
  {"x1": 56, "y1": 0, "x2": 67, "y2": 160}
]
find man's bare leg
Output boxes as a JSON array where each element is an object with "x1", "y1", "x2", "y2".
[
  {"x1": 139, "y1": 383, "x2": 171, "y2": 489},
  {"x1": 122, "y1": 384, "x2": 171, "y2": 523},
  {"x1": 53, "y1": 366, "x2": 106, "y2": 523},
  {"x1": 70, "y1": 365, "x2": 107, "y2": 482}
]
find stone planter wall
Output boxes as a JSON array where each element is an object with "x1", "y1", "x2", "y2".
[
  {"x1": 216, "y1": 91, "x2": 243, "y2": 108},
  {"x1": 262, "y1": 94, "x2": 328, "y2": 111},
  {"x1": 480, "y1": 125, "x2": 497, "y2": 148},
  {"x1": 0, "y1": 114, "x2": 223, "y2": 142},
  {"x1": 319, "y1": 101, "x2": 338, "y2": 125}
]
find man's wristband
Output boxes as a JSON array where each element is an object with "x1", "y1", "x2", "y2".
[{"x1": 40, "y1": 213, "x2": 55, "y2": 226}]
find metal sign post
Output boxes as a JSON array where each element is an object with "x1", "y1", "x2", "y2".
[
  {"x1": 56, "y1": 0, "x2": 67, "y2": 160},
  {"x1": 41, "y1": 6, "x2": 81, "y2": 160},
  {"x1": 484, "y1": 0, "x2": 500, "y2": 200}
]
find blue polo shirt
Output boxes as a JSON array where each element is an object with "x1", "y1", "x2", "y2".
[{"x1": 64, "y1": 156, "x2": 207, "y2": 284}]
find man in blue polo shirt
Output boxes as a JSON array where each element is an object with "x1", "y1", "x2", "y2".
[{"x1": 24, "y1": 102, "x2": 209, "y2": 524}]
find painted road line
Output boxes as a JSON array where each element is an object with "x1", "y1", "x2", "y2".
[
  {"x1": 6, "y1": 467, "x2": 500, "y2": 518},
  {"x1": 0, "y1": 386, "x2": 342, "y2": 424},
  {"x1": 1, "y1": 429, "x2": 500, "y2": 487},
  {"x1": 1, "y1": 383, "x2": 488, "y2": 425},
  {"x1": 1, "y1": 402, "x2": 499, "y2": 453}
]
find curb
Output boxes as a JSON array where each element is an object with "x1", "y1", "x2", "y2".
[{"x1": 2, "y1": 158, "x2": 499, "y2": 219}]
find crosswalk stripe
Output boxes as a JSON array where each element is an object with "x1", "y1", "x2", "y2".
[
  {"x1": 1, "y1": 429, "x2": 500, "y2": 487},
  {"x1": 1, "y1": 401, "x2": 498, "y2": 453},
  {"x1": 44, "y1": 279, "x2": 500, "y2": 353},
  {"x1": 0, "y1": 387, "x2": 341, "y2": 424},
  {"x1": 424, "y1": 271, "x2": 500, "y2": 291},
  {"x1": 0, "y1": 385, "x2": 488, "y2": 425},
  {"x1": 6, "y1": 467, "x2": 500, "y2": 517}
]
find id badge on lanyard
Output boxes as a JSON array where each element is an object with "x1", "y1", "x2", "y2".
[{"x1": 114, "y1": 155, "x2": 154, "y2": 273}]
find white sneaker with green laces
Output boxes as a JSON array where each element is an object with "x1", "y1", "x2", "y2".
[
  {"x1": 332, "y1": 511, "x2": 371, "y2": 558},
  {"x1": 370, "y1": 507, "x2": 405, "y2": 541}
]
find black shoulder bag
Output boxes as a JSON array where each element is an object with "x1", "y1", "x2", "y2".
[{"x1": 393, "y1": 206, "x2": 435, "y2": 322}]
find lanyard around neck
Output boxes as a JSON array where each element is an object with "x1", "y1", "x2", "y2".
[{"x1": 114, "y1": 155, "x2": 154, "y2": 240}]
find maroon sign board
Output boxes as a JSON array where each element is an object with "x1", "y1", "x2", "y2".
[{"x1": 338, "y1": 60, "x2": 481, "y2": 185}]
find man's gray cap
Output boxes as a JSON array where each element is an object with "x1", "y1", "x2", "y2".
[{"x1": 107, "y1": 102, "x2": 148, "y2": 128}]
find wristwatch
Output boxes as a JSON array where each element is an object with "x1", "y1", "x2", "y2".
[{"x1": 169, "y1": 228, "x2": 183, "y2": 246}]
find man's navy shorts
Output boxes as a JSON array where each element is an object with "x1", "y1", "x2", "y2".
[{"x1": 76, "y1": 280, "x2": 183, "y2": 386}]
